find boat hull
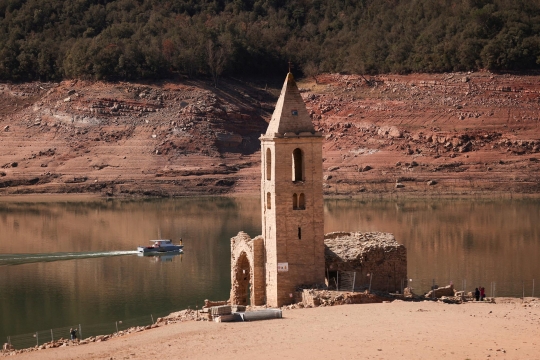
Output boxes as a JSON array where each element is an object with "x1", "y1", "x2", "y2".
[{"x1": 137, "y1": 245, "x2": 184, "y2": 254}]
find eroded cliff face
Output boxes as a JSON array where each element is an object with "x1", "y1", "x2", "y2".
[
  {"x1": 1, "y1": 72, "x2": 539, "y2": 197},
  {"x1": 0, "y1": 78, "x2": 271, "y2": 196},
  {"x1": 308, "y1": 73, "x2": 540, "y2": 195}
]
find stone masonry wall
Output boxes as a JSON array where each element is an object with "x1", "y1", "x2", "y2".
[
  {"x1": 230, "y1": 232, "x2": 265, "y2": 306},
  {"x1": 324, "y1": 232, "x2": 407, "y2": 293},
  {"x1": 262, "y1": 136, "x2": 325, "y2": 307}
]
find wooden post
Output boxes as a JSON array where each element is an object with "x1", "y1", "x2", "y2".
[{"x1": 352, "y1": 272, "x2": 356, "y2": 292}]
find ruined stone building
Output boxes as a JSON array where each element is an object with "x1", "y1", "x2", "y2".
[
  {"x1": 324, "y1": 232, "x2": 407, "y2": 293},
  {"x1": 230, "y1": 73, "x2": 406, "y2": 307}
]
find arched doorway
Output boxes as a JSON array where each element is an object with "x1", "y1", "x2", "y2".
[{"x1": 231, "y1": 252, "x2": 252, "y2": 306}]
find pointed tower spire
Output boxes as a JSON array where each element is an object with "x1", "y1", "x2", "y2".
[{"x1": 265, "y1": 72, "x2": 315, "y2": 136}]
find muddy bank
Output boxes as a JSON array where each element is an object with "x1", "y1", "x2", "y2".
[{"x1": 1, "y1": 72, "x2": 539, "y2": 197}]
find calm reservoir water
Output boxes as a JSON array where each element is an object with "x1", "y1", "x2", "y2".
[{"x1": 1, "y1": 196, "x2": 539, "y2": 342}]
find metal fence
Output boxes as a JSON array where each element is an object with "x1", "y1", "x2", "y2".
[
  {"x1": 5, "y1": 313, "x2": 160, "y2": 350},
  {"x1": 331, "y1": 271, "x2": 536, "y2": 299}
]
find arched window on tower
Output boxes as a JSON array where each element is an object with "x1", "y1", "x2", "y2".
[
  {"x1": 267, "y1": 192, "x2": 271, "y2": 209},
  {"x1": 266, "y1": 148, "x2": 271, "y2": 181},
  {"x1": 298, "y1": 193, "x2": 305, "y2": 210},
  {"x1": 292, "y1": 193, "x2": 298, "y2": 210},
  {"x1": 292, "y1": 148, "x2": 303, "y2": 182}
]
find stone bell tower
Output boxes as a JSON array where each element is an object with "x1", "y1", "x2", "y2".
[{"x1": 260, "y1": 72, "x2": 325, "y2": 307}]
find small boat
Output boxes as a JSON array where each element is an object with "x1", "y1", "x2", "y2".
[{"x1": 137, "y1": 239, "x2": 184, "y2": 254}]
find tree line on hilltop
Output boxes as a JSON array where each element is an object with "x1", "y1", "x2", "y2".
[{"x1": 0, "y1": 0, "x2": 539, "y2": 82}]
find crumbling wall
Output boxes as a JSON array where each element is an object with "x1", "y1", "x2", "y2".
[
  {"x1": 230, "y1": 231, "x2": 265, "y2": 305},
  {"x1": 298, "y1": 289, "x2": 387, "y2": 307},
  {"x1": 425, "y1": 284, "x2": 455, "y2": 298},
  {"x1": 324, "y1": 232, "x2": 407, "y2": 293}
]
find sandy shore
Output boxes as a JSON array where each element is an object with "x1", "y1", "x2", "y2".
[{"x1": 7, "y1": 298, "x2": 540, "y2": 360}]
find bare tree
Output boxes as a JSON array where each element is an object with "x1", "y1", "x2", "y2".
[
  {"x1": 302, "y1": 61, "x2": 319, "y2": 84},
  {"x1": 206, "y1": 39, "x2": 228, "y2": 88}
]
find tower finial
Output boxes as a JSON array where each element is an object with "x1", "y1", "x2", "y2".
[{"x1": 288, "y1": 60, "x2": 293, "y2": 73}]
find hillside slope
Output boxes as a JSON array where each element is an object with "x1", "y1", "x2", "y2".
[
  {"x1": 2, "y1": 0, "x2": 540, "y2": 81},
  {"x1": 1, "y1": 72, "x2": 539, "y2": 197}
]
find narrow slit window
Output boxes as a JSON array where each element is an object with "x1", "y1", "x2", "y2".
[
  {"x1": 266, "y1": 148, "x2": 271, "y2": 181},
  {"x1": 267, "y1": 192, "x2": 271, "y2": 209},
  {"x1": 299, "y1": 193, "x2": 305, "y2": 210},
  {"x1": 298, "y1": 227, "x2": 301, "y2": 239},
  {"x1": 292, "y1": 193, "x2": 298, "y2": 210}
]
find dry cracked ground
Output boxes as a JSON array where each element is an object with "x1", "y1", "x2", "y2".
[{"x1": 1, "y1": 71, "x2": 539, "y2": 197}]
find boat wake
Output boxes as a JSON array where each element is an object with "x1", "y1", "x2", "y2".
[{"x1": 0, "y1": 251, "x2": 139, "y2": 266}]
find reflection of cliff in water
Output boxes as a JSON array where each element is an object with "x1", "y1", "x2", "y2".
[
  {"x1": 0, "y1": 196, "x2": 261, "y2": 339},
  {"x1": 0, "y1": 197, "x2": 260, "y2": 253},
  {"x1": 324, "y1": 199, "x2": 540, "y2": 293}
]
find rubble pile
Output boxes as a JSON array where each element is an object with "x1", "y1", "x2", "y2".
[
  {"x1": 289, "y1": 289, "x2": 388, "y2": 308},
  {"x1": 156, "y1": 309, "x2": 202, "y2": 325}
]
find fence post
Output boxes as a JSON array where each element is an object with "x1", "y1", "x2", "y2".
[
  {"x1": 151, "y1": 314, "x2": 154, "y2": 324},
  {"x1": 337, "y1": 271, "x2": 339, "y2": 291},
  {"x1": 523, "y1": 281, "x2": 525, "y2": 301},
  {"x1": 368, "y1": 273, "x2": 373, "y2": 293},
  {"x1": 115, "y1": 321, "x2": 119, "y2": 334},
  {"x1": 533, "y1": 279, "x2": 535, "y2": 298},
  {"x1": 51, "y1": 329, "x2": 54, "y2": 342},
  {"x1": 36, "y1": 332, "x2": 38, "y2": 347},
  {"x1": 79, "y1": 324, "x2": 82, "y2": 340},
  {"x1": 352, "y1": 272, "x2": 356, "y2": 292}
]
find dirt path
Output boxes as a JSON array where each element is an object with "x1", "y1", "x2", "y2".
[{"x1": 9, "y1": 299, "x2": 540, "y2": 360}]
